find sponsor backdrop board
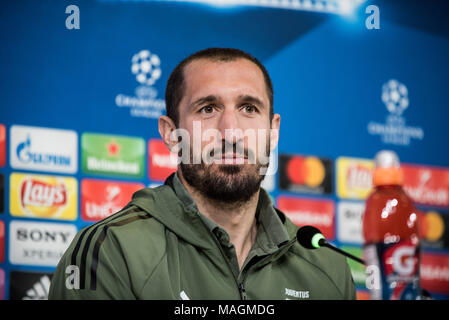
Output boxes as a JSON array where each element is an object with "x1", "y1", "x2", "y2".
[{"x1": 1, "y1": 0, "x2": 449, "y2": 299}]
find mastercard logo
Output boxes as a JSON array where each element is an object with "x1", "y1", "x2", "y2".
[
  {"x1": 420, "y1": 211, "x2": 445, "y2": 242},
  {"x1": 286, "y1": 156, "x2": 326, "y2": 187}
]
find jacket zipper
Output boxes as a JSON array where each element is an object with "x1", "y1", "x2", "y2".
[
  {"x1": 209, "y1": 233, "x2": 245, "y2": 299},
  {"x1": 211, "y1": 233, "x2": 297, "y2": 300},
  {"x1": 237, "y1": 238, "x2": 298, "y2": 300},
  {"x1": 238, "y1": 282, "x2": 247, "y2": 300}
]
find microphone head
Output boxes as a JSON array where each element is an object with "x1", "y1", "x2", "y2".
[{"x1": 296, "y1": 226, "x2": 325, "y2": 249}]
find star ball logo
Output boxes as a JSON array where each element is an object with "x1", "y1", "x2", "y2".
[
  {"x1": 367, "y1": 79, "x2": 424, "y2": 146},
  {"x1": 131, "y1": 50, "x2": 161, "y2": 86},
  {"x1": 382, "y1": 79, "x2": 409, "y2": 116},
  {"x1": 115, "y1": 49, "x2": 165, "y2": 119}
]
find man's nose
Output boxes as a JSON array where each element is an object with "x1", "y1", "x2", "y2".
[{"x1": 217, "y1": 108, "x2": 242, "y2": 144}]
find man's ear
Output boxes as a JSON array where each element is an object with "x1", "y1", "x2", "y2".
[
  {"x1": 158, "y1": 115, "x2": 178, "y2": 151},
  {"x1": 269, "y1": 113, "x2": 281, "y2": 152}
]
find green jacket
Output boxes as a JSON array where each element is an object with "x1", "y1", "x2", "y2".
[{"x1": 49, "y1": 173, "x2": 356, "y2": 300}]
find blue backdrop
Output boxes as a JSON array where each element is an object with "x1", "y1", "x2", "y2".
[{"x1": 1, "y1": 0, "x2": 448, "y2": 300}]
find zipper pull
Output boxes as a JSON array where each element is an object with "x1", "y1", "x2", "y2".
[{"x1": 239, "y1": 283, "x2": 247, "y2": 300}]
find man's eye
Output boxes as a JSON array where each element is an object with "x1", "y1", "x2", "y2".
[
  {"x1": 242, "y1": 105, "x2": 257, "y2": 113},
  {"x1": 199, "y1": 105, "x2": 215, "y2": 114}
]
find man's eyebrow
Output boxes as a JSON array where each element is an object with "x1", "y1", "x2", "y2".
[
  {"x1": 189, "y1": 95, "x2": 219, "y2": 109},
  {"x1": 188, "y1": 94, "x2": 266, "y2": 110},
  {"x1": 238, "y1": 95, "x2": 265, "y2": 108}
]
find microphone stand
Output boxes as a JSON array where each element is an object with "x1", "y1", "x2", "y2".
[{"x1": 319, "y1": 239, "x2": 366, "y2": 265}]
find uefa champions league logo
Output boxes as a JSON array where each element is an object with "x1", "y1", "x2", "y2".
[
  {"x1": 131, "y1": 50, "x2": 162, "y2": 87},
  {"x1": 381, "y1": 79, "x2": 409, "y2": 116},
  {"x1": 367, "y1": 79, "x2": 424, "y2": 146},
  {"x1": 115, "y1": 49, "x2": 165, "y2": 119}
]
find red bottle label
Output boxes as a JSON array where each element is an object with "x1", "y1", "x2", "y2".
[
  {"x1": 383, "y1": 239, "x2": 419, "y2": 278},
  {"x1": 364, "y1": 240, "x2": 420, "y2": 300}
]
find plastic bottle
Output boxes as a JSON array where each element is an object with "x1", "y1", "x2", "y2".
[{"x1": 362, "y1": 150, "x2": 421, "y2": 300}]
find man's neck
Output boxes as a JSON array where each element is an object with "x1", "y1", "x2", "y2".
[{"x1": 178, "y1": 171, "x2": 259, "y2": 269}]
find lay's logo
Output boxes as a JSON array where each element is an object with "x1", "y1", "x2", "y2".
[
  {"x1": 10, "y1": 173, "x2": 77, "y2": 220},
  {"x1": 21, "y1": 179, "x2": 67, "y2": 208},
  {"x1": 337, "y1": 157, "x2": 374, "y2": 200}
]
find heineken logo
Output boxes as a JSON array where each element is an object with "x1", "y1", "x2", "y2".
[
  {"x1": 81, "y1": 133, "x2": 144, "y2": 179},
  {"x1": 107, "y1": 140, "x2": 120, "y2": 157}
]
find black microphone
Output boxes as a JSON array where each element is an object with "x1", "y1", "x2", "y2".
[{"x1": 296, "y1": 226, "x2": 366, "y2": 265}]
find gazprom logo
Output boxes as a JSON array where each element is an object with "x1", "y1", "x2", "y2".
[
  {"x1": 10, "y1": 125, "x2": 78, "y2": 174},
  {"x1": 16, "y1": 135, "x2": 72, "y2": 167}
]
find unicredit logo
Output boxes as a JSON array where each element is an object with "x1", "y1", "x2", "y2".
[
  {"x1": 402, "y1": 165, "x2": 449, "y2": 207},
  {"x1": 16, "y1": 135, "x2": 72, "y2": 167},
  {"x1": 404, "y1": 170, "x2": 449, "y2": 206},
  {"x1": 81, "y1": 179, "x2": 143, "y2": 222},
  {"x1": 85, "y1": 202, "x2": 121, "y2": 219},
  {"x1": 84, "y1": 185, "x2": 122, "y2": 220}
]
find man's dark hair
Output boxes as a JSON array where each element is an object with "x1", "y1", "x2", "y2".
[{"x1": 165, "y1": 48, "x2": 274, "y2": 126}]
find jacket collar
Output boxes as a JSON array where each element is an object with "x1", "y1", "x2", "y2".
[{"x1": 130, "y1": 172, "x2": 291, "y2": 251}]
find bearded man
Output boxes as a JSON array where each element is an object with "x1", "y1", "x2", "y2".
[{"x1": 49, "y1": 48, "x2": 355, "y2": 300}]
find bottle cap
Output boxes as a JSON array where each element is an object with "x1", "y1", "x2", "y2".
[
  {"x1": 375, "y1": 150, "x2": 401, "y2": 168},
  {"x1": 373, "y1": 150, "x2": 404, "y2": 186}
]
